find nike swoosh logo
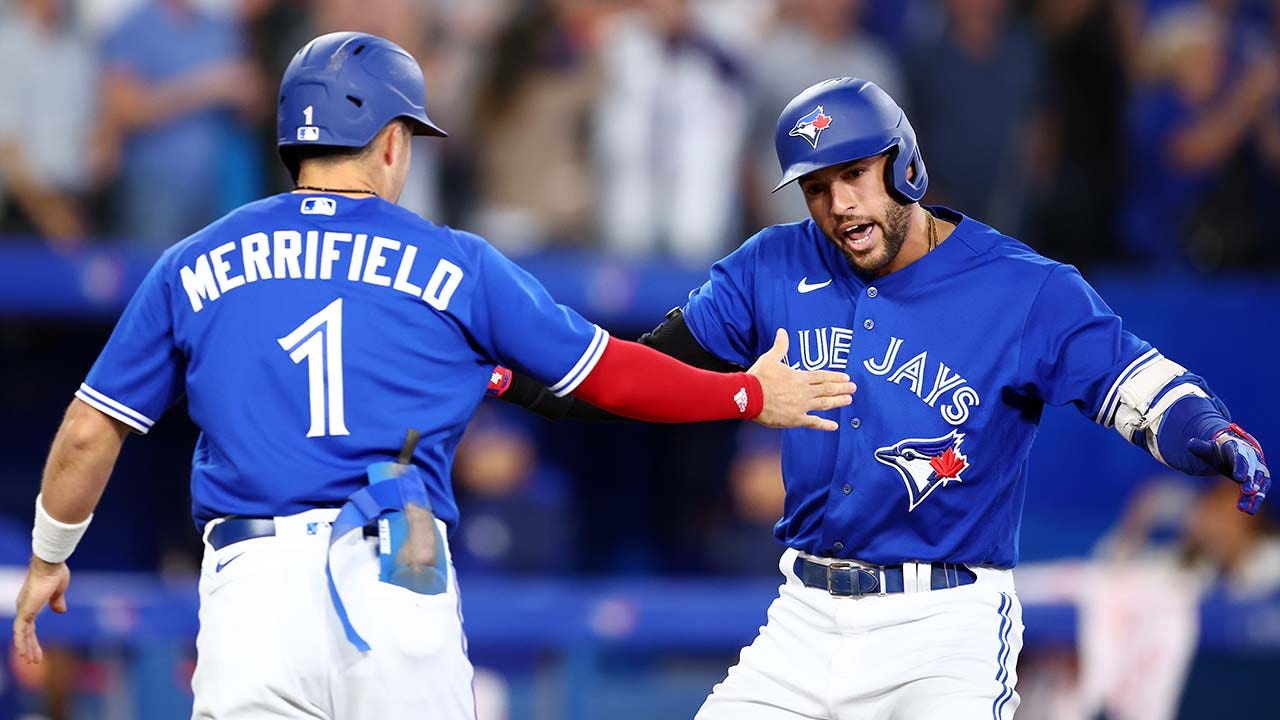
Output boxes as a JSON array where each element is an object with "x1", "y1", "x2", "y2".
[
  {"x1": 215, "y1": 552, "x2": 245, "y2": 573},
  {"x1": 798, "y1": 277, "x2": 832, "y2": 293}
]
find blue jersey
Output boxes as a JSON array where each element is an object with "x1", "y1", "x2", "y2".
[
  {"x1": 684, "y1": 207, "x2": 1154, "y2": 568},
  {"x1": 77, "y1": 193, "x2": 607, "y2": 531}
]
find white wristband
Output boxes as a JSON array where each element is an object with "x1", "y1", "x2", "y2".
[{"x1": 32, "y1": 493, "x2": 92, "y2": 564}]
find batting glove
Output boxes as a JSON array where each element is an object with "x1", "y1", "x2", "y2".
[{"x1": 1188, "y1": 423, "x2": 1270, "y2": 515}]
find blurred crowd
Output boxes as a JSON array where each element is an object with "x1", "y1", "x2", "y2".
[{"x1": 1, "y1": 0, "x2": 1278, "y2": 268}]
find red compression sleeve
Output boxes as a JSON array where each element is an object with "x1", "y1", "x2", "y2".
[{"x1": 571, "y1": 337, "x2": 763, "y2": 422}]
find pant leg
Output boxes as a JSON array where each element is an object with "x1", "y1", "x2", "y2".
[
  {"x1": 328, "y1": 522, "x2": 477, "y2": 720},
  {"x1": 883, "y1": 575, "x2": 1025, "y2": 720},
  {"x1": 696, "y1": 549, "x2": 835, "y2": 720},
  {"x1": 191, "y1": 527, "x2": 332, "y2": 719}
]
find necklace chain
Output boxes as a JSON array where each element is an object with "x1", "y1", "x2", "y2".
[{"x1": 295, "y1": 185, "x2": 377, "y2": 196}]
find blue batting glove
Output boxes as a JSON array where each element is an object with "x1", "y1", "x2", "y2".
[{"x1": 1188, "y1": 423, "x2": 1270, "y2": 515}]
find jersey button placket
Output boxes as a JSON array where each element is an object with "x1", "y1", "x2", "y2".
[
  {"x1": 850, "y1": 417, "x2": 861, "y2": 429},
  {"x1": 841, "y1": 483, "x2": 852, "y2": 495},
  {"x1": 867, "y1": 286, "x2": 878, "y2": 298},
  {"x1": 863, "y1": 319, "x2": 874, "y2": 331}
]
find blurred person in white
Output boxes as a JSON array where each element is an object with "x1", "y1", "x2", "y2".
[
  {"x1": 593, "y1": 0, "x2": 750, "y2": 265},
  {"x1": 466, "y1": 0, "x2": 607, "y2": 252},
  {"x1": 95, "y1": 0, "x2": 266, "y2": 247},
  {"x1": 1018, "y1": 478, "x2": 1280, "y2": 720},
  {"x1": 0, "y1": 0, "x2": 96, "y2": 248},
  {"x1": 748, "y1": 0, "x2": 906, "y2": 227},
  {"x1": 903, "y1": 0, "x2": 1046, "y2": 234}
]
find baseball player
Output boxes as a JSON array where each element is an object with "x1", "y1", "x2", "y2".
[
  {"x1": 492, "y1": 77, "x2": 1271, "y2": 718},
  {"x1": 8, "y1": 33, "x2": 855, "y2": 719}
]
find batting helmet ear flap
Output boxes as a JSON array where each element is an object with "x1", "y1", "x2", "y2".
[{"x1": 891, "y1": 135, "x2": 928, "y2": 203}]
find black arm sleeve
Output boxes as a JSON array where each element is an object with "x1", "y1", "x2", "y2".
[{"x1": 494, "y1": 307, "x2": 743, "y2": 421}]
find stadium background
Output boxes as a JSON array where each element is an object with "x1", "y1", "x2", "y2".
[{"x1": 1, "y1": 0, "x2": 1278, "y2": 718}]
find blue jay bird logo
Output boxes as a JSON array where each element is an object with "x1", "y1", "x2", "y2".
[
  {"x1": 789, "y1": 105, "x2": 833, "y2": 149},
  {"x1": 874, "y1": 431, "x2": 969, "y2": 511}
]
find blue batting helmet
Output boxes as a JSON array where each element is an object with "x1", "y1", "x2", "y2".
[
  {"x1": 773, "y1": 77, "x2": 927, "y2": 203},
  {"x1": 277, "y1": 32, "x2": 446, "y2": 171}
]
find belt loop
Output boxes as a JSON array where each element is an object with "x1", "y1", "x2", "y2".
[{"x1": 877, "y1": 566, "x2": 887, "y2": 597}]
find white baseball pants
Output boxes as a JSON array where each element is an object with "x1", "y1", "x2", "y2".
[
  {"x1": 697, "y1": 548, "x2": 1024, "y2": 720},
  {"x1": 190, "y1": 508, "x2": 476, "y2": 719}
]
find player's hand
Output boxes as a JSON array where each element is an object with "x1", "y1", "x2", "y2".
[
  {"x1": 1188, "y1": 424, "x2": 1270, "y2": 515},
  {"x1": 748, "y1": 329, "x2": 855, "y2": 431},
  {"x1": 11, "y1": 556, "x2": 71, "y2": 665}
]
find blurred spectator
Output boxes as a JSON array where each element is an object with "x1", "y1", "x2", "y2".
[
  {"x1": 1121, "y1": 3, "x2": 1278, "y2": 266},
  {"x1": 1020, "y1": 477, "x2": 1280, "y2": 720},
  {"x1": 0, "y1": 0, "x2": 96, "y2": 248},
  {"x1": 463, "y1": 0, "x2": 604, "y2": 252},
  {"x1": 1032, "y1": 0, "x2": 1129, "y2": 265},
  {"x1": 702, "y1": 426, "x2": 786, "y2": 576},
  {"x1": 904, "y1": 0, "x2": 1046, "y2": 234},
  {"x1": 593, "y1": 0, "x2": 750, "y2": 265},
  {"x1": 97, "y1": 0, "x2": 265, "y2": 247},
  {"x1": 748, "y1": 0, "x2": 907, "y2": 227},
  {"x1": 451, "y1": 407, "x2": 576, "y2": 576}
]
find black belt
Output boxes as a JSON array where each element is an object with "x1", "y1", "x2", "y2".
[
  {"x1": 207, "y1": 517, "x2": 377, "y2": 551},
  {"x1": 207, "y1": 518, "x2": 278, "y2": 550},
  {"x1": 794, "y1": 556, "x2": 977, "y2": 597}
]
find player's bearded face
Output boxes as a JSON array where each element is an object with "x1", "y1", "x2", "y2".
[{"x1": 801, "y1": 156, "x2": 911, "y2": 276}]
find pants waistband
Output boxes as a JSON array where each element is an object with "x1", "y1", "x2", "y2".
[
  {"x1": 205, "y1": 509, "x2": 370, "y2": 551},
  {"x1": 793, "y1": 554, "x2": 977, "y2": 598}
]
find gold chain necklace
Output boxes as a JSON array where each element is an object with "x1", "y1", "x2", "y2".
[{"x1": 926, "y1": 211, "x2": 938, "y2": 253}]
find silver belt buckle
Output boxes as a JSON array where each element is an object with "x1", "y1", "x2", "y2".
[{"x1": 827, "y1": 561, "x2": 854, "y2": 596}]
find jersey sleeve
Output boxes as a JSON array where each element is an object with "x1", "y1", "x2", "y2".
[
  {"x1": 681, "y1": 234, "x2": 761, "y2": 368},
  {"x1": 1016, "y1": 264, "x2": 1156, "y2": 426},
  {"x1": 467, "y1": 241, "x2": 608, "y2": 397},
  {"x1": 76, "y1": 256, "x2": 185, "y2": 434}
]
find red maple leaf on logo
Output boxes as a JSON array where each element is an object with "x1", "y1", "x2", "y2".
[
  {"x1": 811, "y1": 113, "x2": 832, "y2": 130},
  {"x1": 930, "y1": 448, "x2": 966, "y2": 479}
]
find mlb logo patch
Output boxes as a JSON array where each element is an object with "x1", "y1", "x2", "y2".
[
  {"x1": 301, "y1": 197, "x2": 337, "y2": 216},
  {"x1": 789, "y1": 105, "x2": 833, "y2": 149},
  {"x1": 297, "y1": 126, "x2": 320, "y2": 142}
]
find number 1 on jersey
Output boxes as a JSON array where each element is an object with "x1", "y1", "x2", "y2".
[{"x1": 278, "y1": 298, "x2": 349, "y2": 437}]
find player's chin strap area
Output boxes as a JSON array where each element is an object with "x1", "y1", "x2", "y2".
[{"x1": 325, "y1": 464, "x2": 445, "y2": 652}]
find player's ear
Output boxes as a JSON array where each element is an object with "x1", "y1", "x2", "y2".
[{"x1": 391, "y1": 120, "x2": 413, "y2": 164}]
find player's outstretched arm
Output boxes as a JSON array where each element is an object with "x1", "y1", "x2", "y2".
[
  {"x1": 568, "y1": 332, "x2": 854, "y2": 429},
  {"x1": 493, "y1": 307, "x2": 745, "y2": 422},
  {"x1": 12, "y1": 399, "x2": 129, "y2": 665}
]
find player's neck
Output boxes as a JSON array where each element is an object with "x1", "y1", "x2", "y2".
[
  {"x1": 294, "y1": 167, "x2": 385, "y2": 199},
  {"x1": 876, "y1": 205, "x2": 952, "y2": 278}
]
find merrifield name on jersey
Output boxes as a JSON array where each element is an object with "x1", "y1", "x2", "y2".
[{"x1": 177, "y1": 229, "x2": 464, "y2": 313}]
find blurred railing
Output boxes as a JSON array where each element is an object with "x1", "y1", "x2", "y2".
[{"x1": 2, "y1": 568, "x2": 1278, "y2": 719}]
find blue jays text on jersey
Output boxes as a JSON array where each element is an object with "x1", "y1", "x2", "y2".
[
  {"x1": 682, "y1": 206, "x2": 1170, "y2": 568},
  {"x1": 75, "y1": 193, "x2": 608, "y2": 531}
]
